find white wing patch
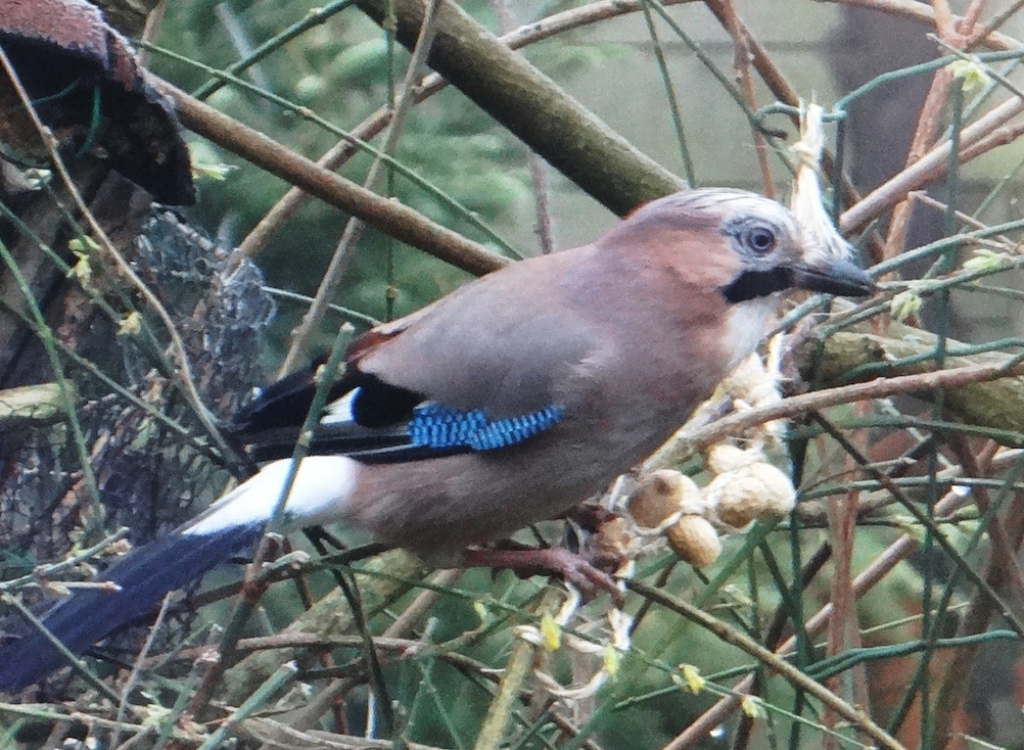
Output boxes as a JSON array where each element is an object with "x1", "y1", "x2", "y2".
[
  {"x1": 320, "y1": 389, "x2": 358, "y2": 425},
  {"x1": 185, "y1": 456, "x2": 359, "y2": 536}
]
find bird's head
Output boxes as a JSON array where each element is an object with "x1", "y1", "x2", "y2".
[
  {"x1": 618, "y1": 188, "x2": 874, "y2": 304},
  {"x1": 600, "y1": 189, "x2": 874, "y2": 371}
]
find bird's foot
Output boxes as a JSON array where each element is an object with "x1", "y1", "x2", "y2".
[{"x1": 463, "y1": 546, "x2": 625, "y2": 607}]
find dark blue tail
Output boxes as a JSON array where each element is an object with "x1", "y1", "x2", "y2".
[{"x1": 0, "y1": 525, "x2": 260, "y2": 691}]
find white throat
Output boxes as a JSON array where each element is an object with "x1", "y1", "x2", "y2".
[{"x1": 723, "y1": 296, "x2": 781, "y2": 370}]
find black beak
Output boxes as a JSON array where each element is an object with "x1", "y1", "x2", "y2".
[{"x1": 792, "y1": 256, "x2": 874, "y2": 298}]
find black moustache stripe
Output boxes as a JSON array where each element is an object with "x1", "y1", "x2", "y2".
[{"x1": 721, "y1": 267, "x2": 794, "y2": 303}]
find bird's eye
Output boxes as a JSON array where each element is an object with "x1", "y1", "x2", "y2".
[{"x1": 743, "y1": 225, "x2": 776, "y2": 255}]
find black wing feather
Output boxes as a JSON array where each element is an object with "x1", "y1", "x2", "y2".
[{"x1": 232, "y1": 367, "x2": 467, "y2": 463}]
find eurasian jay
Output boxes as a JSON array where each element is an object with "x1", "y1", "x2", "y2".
[{"x1": 0, "y1": 188, "x2": 873, "y2": 691}]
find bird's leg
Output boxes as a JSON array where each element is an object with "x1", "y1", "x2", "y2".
[{"x1": 462, "y1": 546, "x2": 625, "y2": 607}]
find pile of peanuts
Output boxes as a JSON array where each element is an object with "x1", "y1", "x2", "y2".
[{"x1": 626, "y1": 444, "x2": 796, "y2": 568}]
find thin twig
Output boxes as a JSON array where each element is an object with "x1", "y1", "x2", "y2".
[
  {"x1": 664, "y1": 484, "x2": 969, "y2": 749},
  {"x1": 112, "y1": 594, "x2": 175, "y2": 748},
  {"x1": 966, "y1": 0, "x2": 1024, "y2": 47},
  {"x1": 278, "y1": 569, "x2": 462, "y2": 737},
  {"x1": 158, "y1": 78, "x2": 506, "y2": 276},
  {"x1": 883, "y1": 0, "x2": 987, "y2": 260},
  {"x1": 644, "y1": 353, "x2": 1024, "y2": 473},
  {"x1": 472, "y1": 589, "x2": 562, "y2": 750},
  {"x1": 931, "y1": 447, "x2": 1024, "y2": 748},
  {"x1": 819, "y1": 0, "x2": 1020, "y2": 51},
  {"x1": 278, "y1": 0, "x2": 444, "y2": 375},
  {"x1": 237, "y1": 0, "x2": 701, "y2": 260},
  {"x1": 491, "y1": 0, "x2": 557, "y2": 254},
  {"x1": 883, "y1": 67, "x2": 955, "y2": 260},
  {"x1": 706, "y1": 0, "x2": 774, "y2": 197},
  {"x1": 839, "y1": 95, "x2": 1024, "y2": 235},
  {"x1": 240, "y1": 0, "x2": 699, "y2": 258},
  {"x1": 629, "y1": 581, "x2": 908, "y2": 750}
]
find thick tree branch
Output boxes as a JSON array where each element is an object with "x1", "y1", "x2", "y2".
[
  {"x1": 355, "y1": 0, "x2": 687, "y2": 216},
  {"x1": 155, "y1": 79, "x2": 508, "y2": 277},
  {"x1": 800, "y1": 322, "x2": 1024, "y2": 442}
]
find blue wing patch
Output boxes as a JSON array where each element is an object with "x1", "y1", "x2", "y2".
[{"x1": 408, "y1": 403, "x2": 563, "y2": 451}]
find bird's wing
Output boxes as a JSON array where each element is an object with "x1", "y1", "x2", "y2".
[{"x1": 238, "y1": 250, "x2": 602, "y2": 464}]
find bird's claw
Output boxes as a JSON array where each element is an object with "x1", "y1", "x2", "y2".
[{"x1": 463, "y1": 546, "x2": 625, "y2": 607}]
